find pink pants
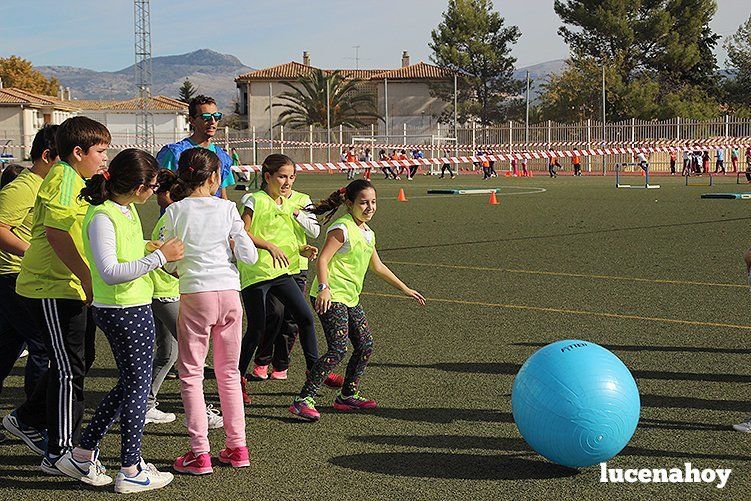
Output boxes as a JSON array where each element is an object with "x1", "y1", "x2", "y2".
[{"x1": 177, "y1": 290, "x2": 245, "y2": 453}]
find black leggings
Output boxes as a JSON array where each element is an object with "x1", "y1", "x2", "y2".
[{"x1": 239, "y1": 274, "x2": 317, "y2": 375}]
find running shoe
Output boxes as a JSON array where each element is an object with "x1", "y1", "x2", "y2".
[
  {"x1": 217, "y1": 446, "x2": 250, "y2": 468},
  {"x1": 57, "y1": 449, "x2": 112, "y2": 486},
  {"x1": 145, "y1": 405, "x2": 176, "y2": 425},
  {"x1": 173, "y1": 450, "x2": 213, "y2": 475},
  {"x1": 288, "y1": 397, "x2": 320, "y2": 421},
  {"x1": 332, "y1": 392, "x2": 378, "y2": 411},
  {"x1": 3, "y1": 410, "x2": 47, "y2": 455},
  {"x1": 249, "y1": 364, "x2": 269, "y2": 381},
  {"x1": 115, "y1": 459, "x2": 174, "y2": 493}
]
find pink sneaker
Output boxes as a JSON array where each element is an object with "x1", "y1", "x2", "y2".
[
  {"x1": 332, "y1": 392, "x2": 378, "y2": 411},
  {"x1": 249, "y1": 365, "x2": 268, "y2": 381},
  {"x1": 269, "y1": 368, "x2": 287, "y2": 380},
  {"x1": 218, "y1": 446, "x2": 250, "y2": 468},
  {"x1": 173, "y1": 450, "x2": 213, "y2": 475},
  {"x1": 288, "y1": 397, "x2": 320, "y2": 421}
]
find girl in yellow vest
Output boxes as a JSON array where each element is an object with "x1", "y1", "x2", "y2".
[
  {"x1": 57, "y1": 149, "x2": 181, "y2": 493},
  {"x1": 289, "y1": 179, "x2": 425, "y2": 421},
  {"x1": 238, "y1": 154, "x2": 343, "y2": 398},
  {"x1": 250, "y1": 186, "x2": 319, "y2": 382}
]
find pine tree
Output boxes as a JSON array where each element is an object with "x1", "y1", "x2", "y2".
[
  {"x1": 429, "y1": 0, "x2": 522, "y2": 125},
  {"x1": 538, "y1": 0, "x2": 720, "y2": 121},
  {"x1": 724, "y1": 14, "x2": 751, "y2": 111},
  {"x1": 178, "y1": 78, "x2": 196, "y2": 103}
]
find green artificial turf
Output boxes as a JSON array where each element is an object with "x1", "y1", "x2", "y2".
[{"x1": 2, "y1": 171, "x2": 750, "y2": 500}]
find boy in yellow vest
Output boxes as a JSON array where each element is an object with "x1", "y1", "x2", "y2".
[{"x1": 15, "y1": 116, "x2": 110, "y2": 474}]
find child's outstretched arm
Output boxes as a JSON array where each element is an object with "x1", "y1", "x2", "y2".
[{"x1": 369, "y1": 248, "x2": 425, "y2": 305}]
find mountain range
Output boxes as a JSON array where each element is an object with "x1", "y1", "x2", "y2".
[
  {"x1": 37, "y1": 49, "x2": 254, "y2": 112},
  {"x1": 37, "y1": 49, "x2": 566, "y2": 110}
]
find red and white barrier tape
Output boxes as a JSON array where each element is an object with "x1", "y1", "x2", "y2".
[{"x1": 230, "y1": 141, "x2": 751, "y2": 173}]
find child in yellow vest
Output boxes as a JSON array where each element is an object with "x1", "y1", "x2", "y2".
[
  {"x1": 15, "y1": 117, "x2": 109, "y2": 474},
  {"x1": 57, "y1": 149, "x2": 181, "y2": 493},
  {"x1": 238, "y1": 154, "x2": 342, "y2": 399},
  {"x1": 289, "y1": 179, "x2": 425, "y2": 421},
  {"x1": 250, "y1": 187, "x2": 319, "y2": 382}
]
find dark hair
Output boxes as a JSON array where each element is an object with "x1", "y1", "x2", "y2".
[
  {"x1": 79, "y1": 149, "x2": 158, "y2": 205},
  {"x1": 155, "y1": 168, "x2": 177, "y2": 195},
  {"x1": 56, "y1": 116, "x2": 111, "y2": 161},
  {"x1": 0, "y1": 164, "x2": 25, "y2": 188},
  {"x1": 170, "y1": 148, "x2": 220, "y2": 201},
  {"x1": 189, "y1": 95, "x2": 217, "y2": 117},
  {"x1": 308, "y1": 179, "x2": 375, "y2": 224},
  {"x1": 30, "y1": 124, "x2": 59, "y2": 162},
  {"x1": 260, "y1": 154, "x2": 295, "y2": 189}
]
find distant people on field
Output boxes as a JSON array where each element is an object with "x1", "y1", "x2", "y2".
[{"x1": 715, "y1": 148, "x2": 725, "y2": 174}]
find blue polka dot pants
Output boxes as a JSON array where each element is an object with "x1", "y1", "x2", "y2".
[{"x1": 80, "y1": 305, "x2": 155, "y2": 467}]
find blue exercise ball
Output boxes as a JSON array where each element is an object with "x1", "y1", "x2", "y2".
[{"x1": 511, "y1": 339, "x2": 640, "y2": 468}]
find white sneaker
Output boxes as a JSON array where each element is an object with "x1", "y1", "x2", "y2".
[
  {"x1": 56, "y1": 450, "x2": 112, "y2": 486},
  {"x1": 733, "y1": 416, "x2": 751, "y2": 433},
  {"x1": 145, "y1": 406, "x2": 176, "y2": 425},
  {"x1": 115, "y1": 460, "x2": 174, "y2": 494},
  {"x1": 183, "y1": 404, "x2": 224, "y2": 429}
]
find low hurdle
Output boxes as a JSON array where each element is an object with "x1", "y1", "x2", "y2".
[
  {"x1": 685, "y1": 172, "x2": 714, "y2": 186},
  {"x1": 615, "y1": 163, "x2": 660, "y2": 189}
]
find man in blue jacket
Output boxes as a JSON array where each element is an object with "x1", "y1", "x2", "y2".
[{"x1": 156, "y1": 95, "x2": 235, "y2": 198}]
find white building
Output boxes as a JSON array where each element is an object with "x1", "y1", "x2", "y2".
[
  {"x1": 72, "y1": 96, "x2": 189, "y2": 147},
  {"x1": 0, "y1": 88, "x2": 189, "y2": 158},
  {"x1": 235, "y1": 51, "x2": 454, "y2": 134},
  {"x1": 0, "y1": 88, "x2": 77, "y2": 158}
]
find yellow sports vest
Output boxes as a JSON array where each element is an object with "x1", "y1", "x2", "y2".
[
  {"x1": 311, "y1": 214, "x2": 375, "y2": 307},
  {"x1": 238, "y1": 190, "x2": 298, "y2": 288},
  {"x1": 82, "y1": 201, "x2": 154, "y2": 306},
  {"x1": 150, "y1": 213, "x2": 179, "y2": 299},
  {"x1": 288, "y1": 190, "x2": 312, "y2": 273}
]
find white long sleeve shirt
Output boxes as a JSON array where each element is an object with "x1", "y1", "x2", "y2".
[
  {"x1": 87, "y1": 203, "x2": 166, "y2": 308},
  {"x1": 163, "y1": 197, "x2": 258, "y2": 294}
]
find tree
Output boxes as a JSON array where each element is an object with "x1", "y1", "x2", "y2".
[
  {"x1": 723, "y1": 14, "x2": 751, "y2": 111},
  {"x1": 271, "y1": 69, "x2": 381, "y2": 128},
  {"x1": 178, "y1": 78, "x2": 196, "y2": 103},
  {"x1": 430, "y1": 0, "x2": 522, "y2": 126},
  {"x1": 0, "y1": 56, "x2": 59, "y2": 95},
  {"x1": 539, "y1": 0, "x2": 720, "y2": 121}
]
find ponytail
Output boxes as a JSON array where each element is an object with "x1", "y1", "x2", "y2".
[
  {"x1": 170, "y1": 148, "x2": 220, "y2": 201},
  {"x1": 79, "y1": 148, "x2": 158, "y2": 206},
  {"x1": 307, "y1": 179, "x2": 375, "y2": 224}
]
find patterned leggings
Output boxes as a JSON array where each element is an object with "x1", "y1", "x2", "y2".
[
  {"x1": 301, "y1": 300, "x2": 373, "y2": 399},
  {"x1": 80, "y1": 305, "x2": 155, "y2": 467}
]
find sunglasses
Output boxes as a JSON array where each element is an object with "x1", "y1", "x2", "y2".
[{"x1": 196, "y1": 112, "x2": 223, "y2": 122}]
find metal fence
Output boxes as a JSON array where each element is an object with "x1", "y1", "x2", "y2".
[
  {"x1": 217, "y1": 117, "x2": 751, "y2": 173},
  {"x1": 5, "y1": 117, "x2": 751, "y2": 172}
]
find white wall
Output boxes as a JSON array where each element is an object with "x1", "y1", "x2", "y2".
[{"x1": 77, "y1": 110, "x2": 189, "y2": 146}]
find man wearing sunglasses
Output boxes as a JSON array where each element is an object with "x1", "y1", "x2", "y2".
[{"x1": 156, "y1": 95, "x2": 235, "y2": 199}]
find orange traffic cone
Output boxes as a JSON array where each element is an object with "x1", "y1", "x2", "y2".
[
  {"x1": 489, "y1": 191, "x2": 499, "y2": 205},
  {"x1": 640, "y1": 168, "x2": 645, "y2": 177},
  {"x1": 397, "y1": 188, "x2": 407, "y2": 202}
]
